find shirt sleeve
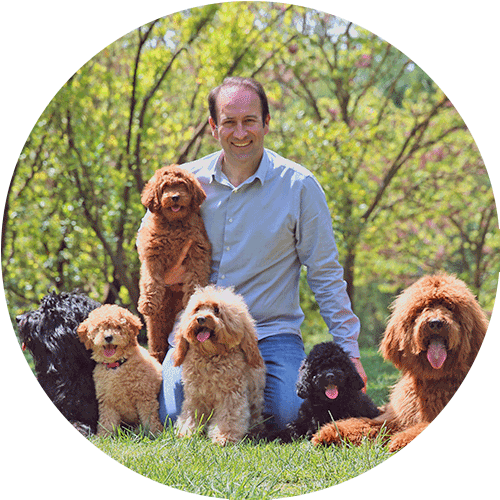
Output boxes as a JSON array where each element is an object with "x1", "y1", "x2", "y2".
[
  {"x1": 295, "y1": 175, "x2": 361, "y2": 358},
  {"x1": 136, "y1": 209, "x2": 151, "y2": 248}
]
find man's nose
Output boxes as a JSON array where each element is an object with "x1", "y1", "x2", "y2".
[{"x1": 233, "y1": 122, "x2": 246, "y2": 138}]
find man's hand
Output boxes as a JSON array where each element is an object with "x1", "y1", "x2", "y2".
[
  {"x1": 350, "y1": 357, "x2": 368, "y2": 393},
  {"x1": 164, "y1": 239, "x2": 193, "y2": 290}
]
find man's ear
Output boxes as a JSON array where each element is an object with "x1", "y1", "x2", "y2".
[
  {"x1": 209, "y1": 116, "x2": 219, "y2": 140},
  {"x1": 263, "y1": 113, "x2": 270, "y2": 136}
]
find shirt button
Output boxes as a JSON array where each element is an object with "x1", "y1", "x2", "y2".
[
  {"x1": 225, "y1": 246, "x2": 230, "y2": 251},
  {"x1": 221, "y1": 275, "x2": 226, "y2": 280},
  {"x1": 228, "y1": 218, "x2": 233, "y2": 223}
]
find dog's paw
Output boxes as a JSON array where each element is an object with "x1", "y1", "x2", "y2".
[
  {"x1": 138, "y1": 299, "x2": 156, "y2": 316},
  {"x1": 176, "y1": 420, "x2": 196, "y2": 438},
  {"x1": 311, "y1": 425, "x2": 341, "y2": 446},
  {"x1": 311, "y1": 433, "x2": 324, "y2": 446},
  {"x1": 386, "y1": 423, "x2": 426, "y2": 452},
  {"x1": 96, "y1": 426, "x2": 114, "y2": 438},
  {"x1": 212, "y1": 433, "x2": 239, "y2": 446},
  {"x1": 388, "y1": 434, "x2": 410, "y2": 452}
]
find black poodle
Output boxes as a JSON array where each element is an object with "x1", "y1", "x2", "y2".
[
  {"x1": 16, "y1": 290, "x2": 101, "y2": 435},
  {"x1": 274, "y1": 341, "x2": 380, "y2": 442}
]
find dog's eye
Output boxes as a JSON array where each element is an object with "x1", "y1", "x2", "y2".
[{"x1": 213, "y1": 306, "x2": 220, "y2": 315}]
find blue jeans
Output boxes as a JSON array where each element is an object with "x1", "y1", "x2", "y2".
[{"x1": 158, "y1": 333, "x2": 306, "y2": 431}]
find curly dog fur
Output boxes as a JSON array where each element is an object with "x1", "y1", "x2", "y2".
[
  {"x1": 172, "y1": 285, "x2": 266, "y2": 445},
  {"x1": 78, "y1": 305, "x2": 163, "y2": 437},
  {"x1": 272, "y1": 342, "x2": 379, "y2": 442},
  {"x1": 16, "y1": 290, "x2": 100, "y2": 435},
  {"x1": 312, "y1": 274, "x2": 488, "y2": 451},
  {"x1": 137, "y1": 164, "x2": 211, "y2": 362}
]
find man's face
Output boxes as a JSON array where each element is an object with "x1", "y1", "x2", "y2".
[{"x1": 209, "y1": 86, "x2": 270, "y2": 170}]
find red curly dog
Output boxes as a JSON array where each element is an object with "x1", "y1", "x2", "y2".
[
  {"x1": 137, "y1": 165, "x2": 211, "y2": 363},
  {"x1": 312, "y1": 274, "x2": 488, "y2": 451}
]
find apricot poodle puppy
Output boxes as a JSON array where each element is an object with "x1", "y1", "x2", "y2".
[
  {"x1": 313, "y1": 274, "x2": 488, "y2": 452},
  {"x1": 137, "y1": 164, "x2": 211, "y2": 362},
  {"x1": 172, "y1": 285, "x2": 266, "y2": 445},
  {"x1": 77, "y1": 304, "x2": 163, "y2": 437}
]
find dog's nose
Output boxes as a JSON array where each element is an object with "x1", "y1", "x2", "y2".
[
  {"x1": 105, "y1": 335, "x2": 114, "y2": 343},
  {"x1": 197, "y1": 316, "x2": 206, "y2": 326},
  {"x1": 172, "y1": 195, "x2": 180, "y2": 203},
  {"x1": 428, "y1": 319, "x2": 444, "y2": 330}
]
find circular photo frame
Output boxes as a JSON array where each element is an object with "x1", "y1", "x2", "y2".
[{"x1": 2, "y1": 2, "x2": 500, "y2": 499}]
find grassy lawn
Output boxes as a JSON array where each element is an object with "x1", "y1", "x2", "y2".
[{"x1": 88, "y1": 346, "x2": 399, "y2": 498}]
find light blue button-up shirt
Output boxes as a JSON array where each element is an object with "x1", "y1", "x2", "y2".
[{"x1": 164, "y1": 148, "x2": 360, "y2": 357}]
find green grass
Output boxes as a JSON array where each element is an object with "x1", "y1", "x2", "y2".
[{"x1": 88, "y1": 346, "x2": 399, "y2": 498}]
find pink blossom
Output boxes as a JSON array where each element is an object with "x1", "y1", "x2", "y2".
[{"x1": 355, "y1": 54, "x2": 372, "y2": 68}]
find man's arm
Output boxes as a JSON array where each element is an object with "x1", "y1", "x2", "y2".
[{"x1": 296, "y1": 175, "x2": 367, "y2": 390}]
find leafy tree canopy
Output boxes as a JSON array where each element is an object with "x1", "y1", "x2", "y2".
[{"x1": 3, "y1": 2, "x2": 498, "y2": 346}]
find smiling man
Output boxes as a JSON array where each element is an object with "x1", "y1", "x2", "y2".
[
  {"x1": 208, "y1": 83, "x2": 270, "y2": 186},
  {"x1": 154, "y1": 76, "x2": 366, "y2": 431}
]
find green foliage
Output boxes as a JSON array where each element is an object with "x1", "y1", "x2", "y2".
[{"x1": 3, "y1": 2, "x2": 498, "y2": 345}]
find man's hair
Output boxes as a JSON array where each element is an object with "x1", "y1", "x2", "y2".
[{"x1": 208, "y1": 76, "x2": 270, "y2": 126}]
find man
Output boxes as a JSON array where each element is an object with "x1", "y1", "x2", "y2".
[{"x1": 155, "y1": 76, "x2": 366, "y2": 430}]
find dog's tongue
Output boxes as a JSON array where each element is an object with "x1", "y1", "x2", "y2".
[
  {"x1": 427, "y1": 338, "x2": 447, "y2": 369},
  {"x1": 104, "y1": 345, "x2": 117, "y2": 358},
  {"x1": 171, "y1": 206, "x2": 181, "y2": 212},
  {"x1": 197, "y1": 329, "x2": 211, "y2": 343},
  {"x1": 325, "y1": 385, "x2": 339, "y2": 400}
]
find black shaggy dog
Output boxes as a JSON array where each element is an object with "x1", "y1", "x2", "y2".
[
  {"x1": 273, "y1": 342, "x2": 380, "y2": 442},
  {"x1": 16, "y1": 290, "x2": 101, "y2": 435}
]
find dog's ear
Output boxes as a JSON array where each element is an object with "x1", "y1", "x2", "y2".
[
  {"x1": 172, "y1": 337, "x2": 189, "y2": 366},
  {"x1": 346, "y1": 363, "x2": 365, "y2": 391},
  {"x1": 130, "y1": 312, "x2": 143, "y2": 331},
  {"x1": 141, "y1": 171, "x2": 162, "y2": 213},
  {"x1": 77, "y1": 320, "x2": 94, "y2": 350},
  {"x1": 235, "y1": 308, "x2": 263, "y2": 369},
  {"x1": 189, "y1": 174, "x2": 206, "y2": 209},
  {"x1": 380, "y1": 320, "x2": 405, "y2": 370},
  {"x1": 240, "y1": 325, "x2": 263, "y2": 369},
  {"x1": 295, "y1": 360, "x2": 310, "y2": 399},
  {"x1": 379, "y1": 296, "x2": 409, "y2": 370},
  {"x1": 454, "y1": 290, "x2": 488, "y2": 368},
  {"x1": 121, "y1": 311, "x2": 142, "y2": 347},
  {"x1": 171, "y1": 305, "x2": 192, "y2": 366}
]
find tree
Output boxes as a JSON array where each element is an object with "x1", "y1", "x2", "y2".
[
  {"x1": 3, "y1": 3, "x2": 497, "y2": 345},
  {"x1": 2, "y1": 3, "x2": 303, "y2": 311},
  {"x1": 261, "y1": 11, "x2": 497, "y2": 313}
]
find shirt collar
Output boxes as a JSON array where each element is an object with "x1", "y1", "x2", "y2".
[{"x1": 209, "y1": 149, "x2": 270, "y2": 187}]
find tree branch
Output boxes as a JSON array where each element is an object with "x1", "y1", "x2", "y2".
[
  {"x1": 361, "y1": 95, "x2": 452, "y2": 222},
  {"x1": 65, "y1": 107, "x2": 139, "y2": 304}
]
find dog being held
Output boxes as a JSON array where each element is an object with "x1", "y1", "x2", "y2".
[
  {"x1": 172, "y1": 285, "x2": 266, "y2": 445},
  {"x1": 16, "y1": 290, "x2": 100, "y2": 435},
  {"x1": 137, "y1": 164, "x2": 212, "y2": 363},
  {"x1": 312, "y1": 274, "x2": 488, "y2": 451},
  {"x1": 270, "y1": 342, "x2": 379, "y2": 443},
  {"x1": 77, "y1": 304, "x2": 163, "y2": 437}
]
